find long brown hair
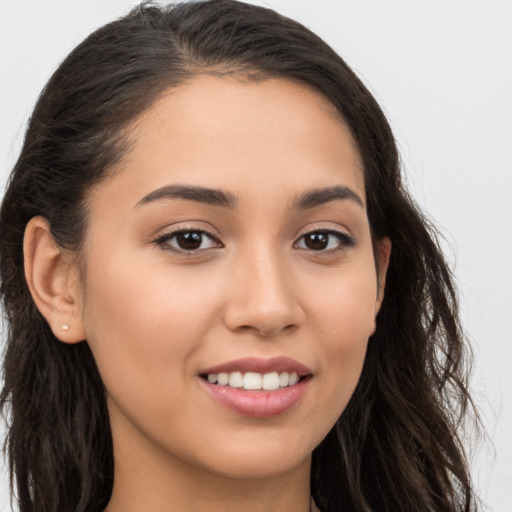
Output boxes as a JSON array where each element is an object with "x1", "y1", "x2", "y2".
[{"x1": 0, "y1": 1, "x2": 477, "y2": 510}]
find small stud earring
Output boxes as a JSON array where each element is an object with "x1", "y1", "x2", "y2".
[{"x1": 61, "y1": 324, "x2": 70, "y2": 331}]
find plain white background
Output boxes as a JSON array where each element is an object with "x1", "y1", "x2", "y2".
[{"x1": 0, "y1": 1, "x2": 511, "y2": 510}]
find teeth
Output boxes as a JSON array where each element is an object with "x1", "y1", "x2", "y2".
[
  {"x1": 262, "y1": 372, "x2": 280, "y2": 391},
  {"x1": 289, "y1": 373, "x2": 299, "y2": 386},
  {"x1": 228, "y1": 371, "x2": 243, "y2": 388},
  {"x1": 206, "y1": 371, "x2": 301, "y2": 390},
  {"x1": 279, "y1": 371, "x2": 290, "y2": 387},
  {"x1": 217, "y1": 372, "x2": 229, "y2": 386},
  {"x1": 243, "y1": 372, "x2": 262, "y2": 390}
]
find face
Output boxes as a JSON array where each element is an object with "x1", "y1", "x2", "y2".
[{"x1": 76, "y1": 76, "x2": 388, "y2": 482}]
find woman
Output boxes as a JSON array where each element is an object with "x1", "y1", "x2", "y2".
[{"x1": 0, "y1": 1, "x2": 477, "y2": 511}]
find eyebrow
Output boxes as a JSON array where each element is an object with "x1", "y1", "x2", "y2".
[
  {"x1": 135, "y1": 184, "x2": 237, "y2": 209},
  {"x1": 294, "y1": 185, "x2": 364, "y2": 210},
  {"x1": 135, "y1": 183, "x2": 364, "y2": 210}
]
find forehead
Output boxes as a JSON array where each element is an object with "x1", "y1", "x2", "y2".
[{"x1": 94, "y1": 75, "x2": 365, "y2": 212}]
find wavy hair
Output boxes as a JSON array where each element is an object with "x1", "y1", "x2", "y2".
[{"x1": 0, "y1": 1, "x2": 477, "y2": 510}]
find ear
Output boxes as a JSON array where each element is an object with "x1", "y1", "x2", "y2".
[
  {"x1": 375, "y1": 236, "x2": 392, "y2": 314},
  {"x1": 370, "y1": 236, "x2": 391, "y2": 336},
  {"x1": 23, "y1": 216, "x2": 86, "y2": 343}
]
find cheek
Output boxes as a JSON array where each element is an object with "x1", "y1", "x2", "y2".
[
  {"x1": 80, "y1": 255, "x2": 224, "y2": 448},
  {"x1": 306, "y1": 261, "x2": 377, "y2": 413},
  {"x1": 83, "y1": 245, "x2": 219, "y2": 343},
  {"x1": 309, "y1": 258, "x2": 378, "y2": 342},
  {"x1": 80, "y1": 249, "x2": 216, "y2": 403}
]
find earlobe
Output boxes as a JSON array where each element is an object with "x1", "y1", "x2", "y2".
[{"x1": 23, "y1": 216, "x2": 86, "y2": 343}]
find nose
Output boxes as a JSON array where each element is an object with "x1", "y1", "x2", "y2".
[{"x1": 222, "y1": 247, "x2": 305, "y2": 337}]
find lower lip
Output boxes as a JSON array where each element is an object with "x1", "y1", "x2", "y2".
[{"x1": 199, "y1": 378, "x2": 310, "y2": 418}]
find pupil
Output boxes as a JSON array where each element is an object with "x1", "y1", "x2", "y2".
[
  {"x1": 177, "y1": 232, "x2": 202, "y2": 250},
  {"x1": 306, "y1": 233, "x2": 328, "y2": 250}
]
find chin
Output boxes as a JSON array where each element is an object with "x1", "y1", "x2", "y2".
[
  {"x1": 204, "y1": 451, "x2": 311, "y2": 481},
  {"x1": 187, "y1": 428, "x2": 319, "y2": 481}
]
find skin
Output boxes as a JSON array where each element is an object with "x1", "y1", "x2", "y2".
[{"x1": 24, "y1": 76, "x2": 390, "y2": 512}]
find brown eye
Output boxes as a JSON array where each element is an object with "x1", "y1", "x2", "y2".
[
  {"x1": 295, "y1": 230, "x2": 355, "y2": 252},
  {"x1": 157, "y1": 229, "x2": 220, "y2": 253},
  {"x1": 304, "y1": 232, "x2": 329, "y2": 250},
  {"x1": 176, "y1": 231, "x2": 203, "y2": 250}
]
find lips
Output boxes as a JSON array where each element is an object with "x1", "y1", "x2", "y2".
[
  {"x1": 200, "y1": 356, "x2": 311, "y2": 376},
  {"x1": 199, "y1": 357, "x2": 312, "y2": 418}
]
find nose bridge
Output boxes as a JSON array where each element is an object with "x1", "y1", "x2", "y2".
[{"x1": 223, "y1": 241, "x2": 304, "y2": 336}]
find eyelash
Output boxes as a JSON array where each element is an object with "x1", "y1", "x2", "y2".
[
  {"x1": 153, "y1": 228, "x2": 222, "y2": 255},
  {"x1": 153, "y1": 227, "x2": 355, "y2": 255},
  {"x1": 294, "y1": 229, "x2": 355, "y2": 253}
]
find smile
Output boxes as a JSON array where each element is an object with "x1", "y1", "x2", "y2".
[
  {"x1": 203, "y1": 371, "x2": 301, "y2": 390},
  {"x1": 199, "y1": 357, "x2": 312, "y2": 418}
]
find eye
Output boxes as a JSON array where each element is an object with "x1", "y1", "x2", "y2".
[
  {"x1": 155, "y1": 229, "x2": 221, "y2": 253},
  {"x1": 295, "y1": 230, "x2": 355, "y2": 252}
]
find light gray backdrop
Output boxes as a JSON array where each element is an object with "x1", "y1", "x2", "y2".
[{"x1": 1, "y1": 1, "x2": 511, "y2": 510}]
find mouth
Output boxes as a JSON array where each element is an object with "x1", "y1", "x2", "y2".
[
  {"x1": 200, "y1": 371, "x2": 308, "y2": 390},
  {"x1": 199, "y1": 356, "x2": 312, "y2": 389},
  {"x1": 198, "y1": 357, "x2": 312, "y2": 418}
]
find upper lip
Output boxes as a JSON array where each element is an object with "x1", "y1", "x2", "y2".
[{"x1": 200, "y1": 356, "x2": 312, "y2": 376}]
